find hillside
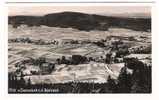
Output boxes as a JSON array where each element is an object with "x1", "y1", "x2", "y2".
[{"x1": 8, "y1": 11, "x2": 151, "y2": 32}]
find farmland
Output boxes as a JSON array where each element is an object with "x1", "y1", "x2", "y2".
[{"x1": 8, "y1": 12, "x2": 151, "y2": 93}]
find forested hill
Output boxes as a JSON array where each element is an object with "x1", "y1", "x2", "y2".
[{"x1": 8, "y1": 11, "x2": 151, "y2": 32}]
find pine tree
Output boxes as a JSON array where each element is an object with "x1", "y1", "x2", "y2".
[
  {"x1": 117, "y1": 67, "x2": 132, "y2": 93},
  {"x1": 107, "y1": 75, "x2": 117, "y2": 93}
]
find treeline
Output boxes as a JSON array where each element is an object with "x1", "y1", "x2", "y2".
[
  {"x1": 107, "y1": 58, "x2": 151, "y2": 93},
  {"x1": 129, "y1": 46, "x2": 151, "y2": 54},
  {"x1": 8, "y1": 38, "x2": 59, "y2": 45}
]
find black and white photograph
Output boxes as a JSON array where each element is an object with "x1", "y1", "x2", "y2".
[{"x1": 8, "y1": 5, "x2": 152, "y2": 93}]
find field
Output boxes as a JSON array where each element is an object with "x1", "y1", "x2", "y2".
[{"x1": 8, "y1": 25, "x2": 151, "y2": 85}]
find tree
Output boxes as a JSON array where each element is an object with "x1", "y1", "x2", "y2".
[
  {"x1": 107, "y1": 75, "x2": 117, "y2": 93},
  {"x1": 56, "y1": 58, "x2": 61, "y2": 64},
  {"x1": 27, "y1": 78, "x2": 31, "y2": 88},
  {"x1": 117, "y1": 67, "x2": 132, "y2": 93},
  {"x1": 123, "y1": 58, "x2": 151, "y2": 93},
  {"x1": 105, "y1": 53, "x2": 112, "y2": 64},
  {"x1": 61, "y1": 56, "x2": 69, "y2": 64},
  {"x1": 71, "y1": 55, "x2": 87, "y2": 65}
]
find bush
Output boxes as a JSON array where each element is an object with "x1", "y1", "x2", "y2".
[{"x1": 71, "y1": 55, "x2": 87, "y2": 65}]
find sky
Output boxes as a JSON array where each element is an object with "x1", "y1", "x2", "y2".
[{"x1": 8, "y1": 6, "x2": 151, "y2": 17}]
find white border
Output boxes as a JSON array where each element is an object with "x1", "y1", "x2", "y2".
[
  {"x1": 7, "y1": 2, "x2": 154, "y2": 6},
  {"x1": 1, "y1": 1, "x2": 159, "y2": 100},
  {"x1": 4, "y1": 0, "x2": 156, "y2": 3}
]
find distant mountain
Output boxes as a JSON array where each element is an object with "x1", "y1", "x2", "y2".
[{"x1": 8, "y1": 11, "x2": 151, "y2": 32}]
